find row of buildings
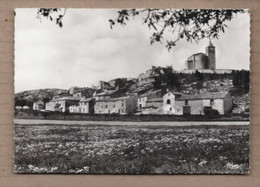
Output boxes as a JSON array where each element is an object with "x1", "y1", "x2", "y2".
[
  {"x1": 34, "y1": 41, "x2": 235, "y2": 115},
  {"x1": 37, "y1": 86, "x2": 232, "y2": 115}
]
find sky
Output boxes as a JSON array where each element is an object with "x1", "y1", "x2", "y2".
[{"x1": 14, "y1": 9, "x2": 250, "y2": 93}]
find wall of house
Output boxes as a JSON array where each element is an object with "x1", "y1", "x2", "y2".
[
  {"x1": 178, "y1": 69, "x2": 233, "y2": 74},
  {"x1": 79, "y1": 100, "x2": 95, "y2": 114},
  {"x1": 175, "y1": 101, "x2": 185, "y2": 115},
  {"x1": 95, "y1": 100, "x2": 126, "y2": 114},
  {"x1": 163, "y1": 92, "x2": 176, "y2": 114},
  {"x1": 186, "y1": 54, "x2": 208, "y2": 70},
  {"x1": 95, "y1": 95, "x2": 110, "y2": 101},
  {"x1": 33, "y1": 102, "x2": 44, "y2": 110},
  {"x1": 69, "y1": 100, "x2": 95, "y2": 114},
  {"x1": 211, "y1": 99, "x2": 224, "y2": 115},
  {"x1": 94, "y1": 97, "x2": 137, "y2": 114},
  {"x1": 46, "y1": 100, "x2": 79, "y2": 112},
  {"x1": 125, "y1": 97, "x2": 137, "y2": 114},
  {"x1": 223, "y1": 93, "x2": 233, "y2": 114},
  {"x1": 175, "y1": 98, "x2": 226, "y2": 115},
  {"x1": 69, "y1": 105, "x2": 79, "y2": 113},
  {"x1": 186, "y1": 100, "x2": 203, "y2": 115},
  {"x1": 145, "y1": 101, "x2": 163, "y2": 108},
  {"x1": 78, "y1": 101, "x2": 88, "y2": 113},
  {"x1": 46, "y1": 101, "x2": 66, "y2": 112},
  {"x1": 73, "y1": 92, "x2": 82, "y2": 98},
  {"x1": 137, "y1": 97, "x2": 147, "y2": 110},
  {"x1": 46, "y1": 101, "x2": 56, "y2": 111}
]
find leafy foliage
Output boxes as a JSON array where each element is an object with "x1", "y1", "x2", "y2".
[
  {"x1": 37, "y1": 8, "x2": 66, "y2": 27},
  {"x1": 232, "y1": 70, "x2": 250, "y2": 90},
  {"x1": 36, "y1": 9, "x2": 246, "y2": 50},
  {"x1": 109, "y1": 9, "x2": 247, "y2": 50},
  {"x1": 152, "y1": 66, "x2": 180, "y2": 89},
  {"x1": 194, "y1": 70, "x2": 204, "y2": 81}
]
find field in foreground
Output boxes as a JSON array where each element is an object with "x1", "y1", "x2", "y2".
[{"x1": 14, "y1": 123, "x2": 249, "y2": 174}]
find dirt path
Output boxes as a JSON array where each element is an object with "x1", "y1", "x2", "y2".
[{"x1": 14, "y1": 119, "x2": 250, "y2": 126}]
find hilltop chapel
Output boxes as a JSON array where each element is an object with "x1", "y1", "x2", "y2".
[{"x1": 185, "y1": 41, "x2": 216, "y2": 70}]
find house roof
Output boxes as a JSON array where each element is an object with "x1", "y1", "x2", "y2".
[
  {"x1": 95, "y1": 90, "x2": 118, "y2": 96},
  {"x1": 176, "y1": 91, "x2": 229, "y2": 101},
  {"x1": 73, "y1": 89, "x2": 88, "y2": 94},
  {"x1": 146, "y1": 98, "x2": 163, "y2": 102},
  {"x1": 50, "y1": 97, "x2": 80, "y2": 102},
  {"x1": 139, "y1": 89, "x2": 161, "y2": 98},
  {"x1": 34, "y1": 100, "x2": 44, "y2": 104},
  {"x1": 80, "y1": 97, "x2": 94, "y2": 102},
  {"x1": 187, "y1": 52, "x2": 208, "y2": 61},
  {"x1": 96, "y1": 96, "x2": 132, "y2": 102},
  {"x1": 168, "y1": 91, "x2": 182, "y2": 95}
]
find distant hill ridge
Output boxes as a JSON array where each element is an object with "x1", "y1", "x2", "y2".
[{"x1": 15, "y1": 88, "x2": 68, "y2": 102}]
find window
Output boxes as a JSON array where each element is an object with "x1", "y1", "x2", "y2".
[
  {"x1": 105, "y1": 105, "x2": 108, "y2": 108},
  {"x1": 167, "y1": 99, "x2": 171, "y2": 105},
  {"x1": 122, "y1": 103, "x2": 124, "y2": 107},
  {"x1": 113, "y1": 105, "x2": 115, "y2": 108},
  {"x1": 210, "y1": 99, "x2": 214, "y2": 105},
  {"x1": 185, "y1": 100, "x2": 188, "y2": 105},
  {"x1": 122, "y1": 109, "x2": 124, "y2": 113},
  {"x1": 170, "y1": 107, "x2": 172, "y2": 111}
]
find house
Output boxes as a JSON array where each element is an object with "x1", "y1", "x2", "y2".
[
  {"x1": 72, "y1": 88, "x2": 94, "y2": 99},
  {"x1": 45, "y1": 97, "x2": 80, "y2": 112},
  {"x1": 93, "y1": 89, "x2": 122, "y2": 101},
  {"x1": 69, "y1": 98, "x2": 95, "y2": 114},
  {"x1": 68, "y1": 86, "x2": 84, "y2": 95},
  {"x1": 69, "y1": 104, "x2": 80, "y2": 113},
  {"x1": 141, "y1": 98, "x2": 163, "y2": 114},
  {"x1": 15, "y1": 106, "x2": 22, "y2": 110},
  {"x1": 162, "y1": 91, "x2": 182, "y2": 114},
  {"x1": 94, "y1": 96, "x2": 137, "y2": 114},
  {"x1": 33, "y1": 100, "x2": 45, "y2": 110},
  {"x1": 137, "y1": 89, "x2": 163, "y2": 110},
  {"x1": 22, "y1": 106, "x2": 30, "y2": 110},
  {"x1": 163, "y1": 91, "x2": 232, "y2": 115}
]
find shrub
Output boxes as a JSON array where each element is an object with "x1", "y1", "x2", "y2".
[{"x1": 203, "y1": 108, "x2": 219, "y2": 117}]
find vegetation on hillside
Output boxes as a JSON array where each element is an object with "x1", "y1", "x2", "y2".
[{"x1": 14, "y1": 88, "x2": 67, "y2": 107}]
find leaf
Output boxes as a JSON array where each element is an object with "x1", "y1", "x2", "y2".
[
  {"x1": 58, "y1": 21, "x2": 63, "y2": 28},
  {"x1": 221, "y1": 26, "x2": 225, "y2": 33}
]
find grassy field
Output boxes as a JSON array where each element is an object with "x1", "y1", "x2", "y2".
[{"x1": 14, "y1": 123, "x2": 249, "y2": 174}]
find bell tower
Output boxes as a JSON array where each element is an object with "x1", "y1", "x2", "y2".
[{"x1": 206, "y1": 41, "x2": 216, "y2": 70}]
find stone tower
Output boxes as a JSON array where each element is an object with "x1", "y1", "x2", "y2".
[{"x1": 205, "y1": 41, "x2": 216, "y2": 70}]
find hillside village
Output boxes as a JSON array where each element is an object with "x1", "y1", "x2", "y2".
[{"x1": 15, "y1": 42, "x2": 250, "y2": 117}]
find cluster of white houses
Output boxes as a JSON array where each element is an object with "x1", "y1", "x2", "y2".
[{"x1": 37, "y1": 86, "x2": 233, "y2": 115}]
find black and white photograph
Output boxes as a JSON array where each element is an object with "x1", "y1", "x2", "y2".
[{"x1": 14, "y1": 8, "x2": 250, "y2": 174}]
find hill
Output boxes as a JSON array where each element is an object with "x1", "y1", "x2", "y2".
[
  {"x1": 14, "y1": 88, "x2": 68, "y2": 107},
  {"x1": 14, "y1": 67, "x2": 250, "y2": 114}
]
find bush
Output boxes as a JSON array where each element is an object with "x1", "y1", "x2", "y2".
[{"x1": 203, "y1": 108, "x2": 219, "y2": 117}]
